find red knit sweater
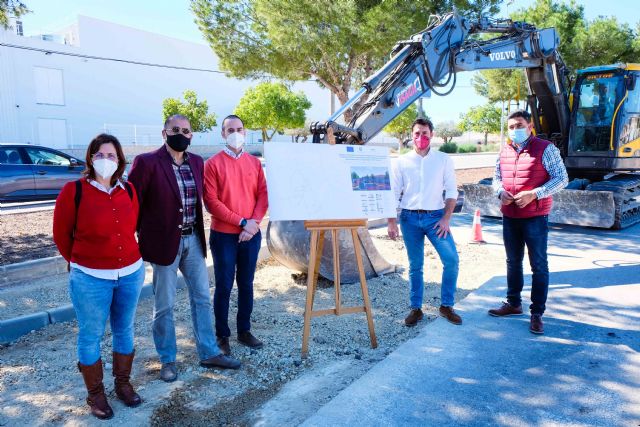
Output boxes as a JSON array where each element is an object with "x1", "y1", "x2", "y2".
[
  {"x1": 53, "y1": 178, "x2": 141, "y2": 269},
  {"x1": 203, "y1": 151, "x2": 268, "y2": 234}
]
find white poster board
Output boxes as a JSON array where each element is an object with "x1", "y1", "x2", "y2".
[{"x1": 265, "y1": 142, "x2": 397, "y2": 221}]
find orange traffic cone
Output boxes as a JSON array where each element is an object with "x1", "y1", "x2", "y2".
[{"x1": 470, "y1": 208, "x2": 486, "y2": 244}]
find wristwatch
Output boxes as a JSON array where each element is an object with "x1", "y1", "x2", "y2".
[{"x1": 240, "y1": 218, "x2": 247, "y2": 228}]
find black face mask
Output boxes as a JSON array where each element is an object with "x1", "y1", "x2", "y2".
[{"x1": 166, "y1": 134, "x2": 190, "y2": 152}]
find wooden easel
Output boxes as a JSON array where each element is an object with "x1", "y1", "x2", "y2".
[{"x1": 301, "y1": 219, "x2": 378, "y2": 357}]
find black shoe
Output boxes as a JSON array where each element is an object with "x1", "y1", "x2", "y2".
[
  {"x1": 200, "y1": 354, "x2": 241, "y2": 370},
  {"x1": 217, "y1": 336, "x2": 231, "y2": 355},
  {"x1": 238, "y1": 331, "x2": 263, "y2": 349}
]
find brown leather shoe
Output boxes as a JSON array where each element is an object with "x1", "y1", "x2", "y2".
[
  {"x1": 530, "y1": 314, "x2": 544, "y2": 334},
  {"x1": 217, "y1": 336, "x2": 231, "y2": 355},
  {"x1": 112, "y1": 351, "x2": 142, "y2": 407},
  {"x1": 439, "y1": 305, "x2": 462, "y2": 325},
  {"x1": 238, "y1": 331, "x2": 263, "y2": 349},
  {"x1": 77, "y1": 359, "x2": 114, "y2": 420},
  {"x1": 404, "y1": 308, "x2": 424, "y2": 326},
  {"x1": 488, "y1": 302, "x2": 523, "y2": 317}
]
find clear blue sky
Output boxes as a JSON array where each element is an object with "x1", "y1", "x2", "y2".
[{"x1": 15, "y1": 0, "x2": 639, "y2": 127}]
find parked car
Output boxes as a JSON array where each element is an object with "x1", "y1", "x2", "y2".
[{"x1": 0, "y1": 144, "x2": 85, "y2": 202}]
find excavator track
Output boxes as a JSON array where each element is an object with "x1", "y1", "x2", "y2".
[
  {"x1": 462, "y1": 173, "x2": 640, "y2": 230},
  {"x1": 586, "y1": 174, "x2": 640, "y2": 229}
]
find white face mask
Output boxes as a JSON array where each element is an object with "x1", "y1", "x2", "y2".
[
  {"x1": 93, "y1": 158, "x2": 118, "y2": 180},
  {"x1": 226, "y1": 132, "x2": 245, "y2": 150}
]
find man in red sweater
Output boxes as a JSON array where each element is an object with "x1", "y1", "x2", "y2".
[{"x1": 204, "y1": 115, "x2": 268, "y2": 355}]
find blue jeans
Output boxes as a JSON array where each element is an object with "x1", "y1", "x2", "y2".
[
  {"x1": 151, "y1": 234, "x2": 220, "y2": 363},
  {"x1": 503, "y1": 215, "x2": 549, "y2": 315},
  {"x1": 210, "y1": 230, "x2": 261, "y2": 338},
  {"x1": 69, "y1": 265, "x2": 145, "y2": 365},
  {"x1": 399, "y1": 209, "x2": 459, "y2": 309}
]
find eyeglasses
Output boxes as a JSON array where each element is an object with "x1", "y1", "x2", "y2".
[
  {"x1": 166, "y1": 126, "x2": 192, "y2": 135},
  {"x1": 92, "y1": 153, "x2": 118, "y2": 161}
]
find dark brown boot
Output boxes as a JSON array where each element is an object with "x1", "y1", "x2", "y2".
[
  {"x1": 238, "y1": 331, "x2": 264, "y2": 349},
  {"x1": 112, "y1": 351, "x2": 142, "y2": 407},
  {"x1": 530, "y1": 314, "x2": 544, "y2": 335},
  {"x1": 77, "y1": 359, "x2": 114, "y2": 420},
  {"x1": 217, "y1": 336, "x2": 231, "y2": 355}
]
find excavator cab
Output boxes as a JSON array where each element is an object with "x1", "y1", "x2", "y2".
[
  {"x1": 566, "y1": 64, "x2": 640, "y2": 180},
  {"x1": 464, "y1": 64, "x2": 640, "y2": 229}
]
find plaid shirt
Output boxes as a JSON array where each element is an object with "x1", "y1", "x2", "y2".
[
  {"x1": 493, "y1": 137, "x2": 568, "y2": 199},
  {"x1": 172, "y1": 153, "x2": 197, "y2": 227}
]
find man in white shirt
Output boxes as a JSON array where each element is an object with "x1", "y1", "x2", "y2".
[{"x1": 387, "y1": 118, "x2": 461, "y2": 327}]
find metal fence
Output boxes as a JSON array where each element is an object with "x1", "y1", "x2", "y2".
[{"x1": 103, "y1": 123, "x2": 274, "y2": 146}]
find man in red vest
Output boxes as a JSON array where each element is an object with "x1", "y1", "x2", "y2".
[{"x1": 488, "y1": 110, "x2": 568, "y2": 334}]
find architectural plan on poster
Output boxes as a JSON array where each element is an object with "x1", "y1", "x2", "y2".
[{"x1": 264, "y1": 142, "x2": 397, "y2": 220}]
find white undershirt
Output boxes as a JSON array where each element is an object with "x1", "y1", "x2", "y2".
[
  {"x1": 391, "y1": 149, "x2": 458, "y2": 211},
  {"x1": 70, "y1": 179, "x2": 143, "y2": 280}
]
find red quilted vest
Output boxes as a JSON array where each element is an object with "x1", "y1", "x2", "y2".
[{"x1": 499, "y1": 136, "x2": 552, "y2": 218}]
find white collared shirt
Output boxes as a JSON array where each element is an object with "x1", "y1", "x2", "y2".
[
  {"x1": 70, "y1": 178, "x2": 143, "y2": 280},
  {"x1": 391, "y1": 149, "x2": 458, "y2": 211},
  {"x1": 88, "y1": 178, "x2": 125, "y2": 194},
  {"x1": 223, "y1": 146, "x2": 244, "y2": 159}
]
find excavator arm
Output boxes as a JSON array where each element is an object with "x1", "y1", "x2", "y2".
[{"x1": 310, "y1": 11, "x2": 571, "y2": 157}]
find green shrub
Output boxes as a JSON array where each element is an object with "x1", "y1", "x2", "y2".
[
  {"x1": 439, "y1": 142, "x2": 458, "y2": 153},
  {"x1": 457, "y1": 144, "x2": 478, "y2": 153},
  {"x1": 482, "y1": 143, "x2": 500, "y2": 152}
]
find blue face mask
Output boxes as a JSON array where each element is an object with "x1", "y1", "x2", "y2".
[{"x1": 508, "y1": 128, "x2": 529, "y2": 144}]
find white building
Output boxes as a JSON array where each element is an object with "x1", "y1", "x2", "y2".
[{"x1": 0, "y1": 15, "x2": 332, "y2": 150}]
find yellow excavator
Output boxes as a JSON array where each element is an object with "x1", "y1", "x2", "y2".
[
  {"x1": 268, "y1": 11, "x2": 640, "y2": 282},
  {"x1": 464, "y1": 62, "x2": 640, "y2": 229},
  {"x1": 305, "y1": 12, "x2": 640, "y2": 229}
]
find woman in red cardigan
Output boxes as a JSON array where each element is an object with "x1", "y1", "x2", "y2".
[{"x1": 53, "y1": 134, "x2": 144, "y2": 420}]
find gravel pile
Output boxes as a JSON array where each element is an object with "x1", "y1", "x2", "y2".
[{"x1": 0, "y1": 225, "x2": 505, "y2": 426}]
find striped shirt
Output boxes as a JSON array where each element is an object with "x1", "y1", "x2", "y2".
[
  {"x1": 172, "y1": 153, "x2": 197, "y2": 227},
  {"x1": 493, "y1": 137, "x2": 568, "y2": 199}
]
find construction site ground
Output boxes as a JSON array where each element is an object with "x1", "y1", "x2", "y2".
[
  {"x1": 2, "y1": 218, "x2": 639, "y2": 425},
  {"x1": 2, "y1": 166, "x2": 638, "y2": 426}
]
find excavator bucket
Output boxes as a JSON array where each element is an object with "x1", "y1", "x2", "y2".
[
  {"x1": 266, "y1": 220, "x2": 396, "y2": 284},
  {"x1": 461, "y1": 184, "x2": 616, "y2": 228}
]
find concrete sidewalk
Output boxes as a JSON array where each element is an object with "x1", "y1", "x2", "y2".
[{"x1": 303, "y1": 224, "x2": 640, "y2": 426}]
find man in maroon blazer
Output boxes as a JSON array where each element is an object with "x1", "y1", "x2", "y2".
[{"x1": 128, "y1": 114, "x2": 240, "y2": 382}]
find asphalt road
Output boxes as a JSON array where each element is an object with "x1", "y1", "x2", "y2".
[{"x1": 301, "y1": 217, "x2": 640, "y2": 426}]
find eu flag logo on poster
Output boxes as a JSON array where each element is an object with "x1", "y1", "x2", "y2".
[{"x1": 347, "y1": 147, "x2": 354, "y2": 152}]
